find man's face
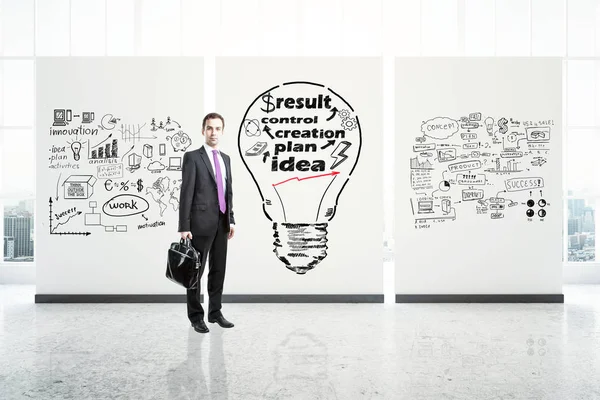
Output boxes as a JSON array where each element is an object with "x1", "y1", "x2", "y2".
[{"x1": 203, "y1": 118, "x2": 224, "y2": 147}]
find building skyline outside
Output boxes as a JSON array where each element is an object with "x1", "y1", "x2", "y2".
[
  {"x1": 567, "y1": 196, "x2": 596, "y2": 262},
  {"x1": 3, "y1": 200, "x2": 34, "y2": 262}
]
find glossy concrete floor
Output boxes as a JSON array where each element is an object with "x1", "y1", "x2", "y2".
[{"x1": 1, "y1": 285, "x2": 600, "y2": 400}]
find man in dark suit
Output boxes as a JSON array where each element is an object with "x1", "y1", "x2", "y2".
[{"x1": 178, "y1": 112, "x2": 235, "y2": 334}]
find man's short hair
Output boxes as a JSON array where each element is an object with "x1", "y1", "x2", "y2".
[{"x1": 202, "y1": 112, "x2": 225, "y2": 131}]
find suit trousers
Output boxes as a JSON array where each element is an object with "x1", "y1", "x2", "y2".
[{"x1": 186, "y1": 211, "x2": 228, "y2": 323}]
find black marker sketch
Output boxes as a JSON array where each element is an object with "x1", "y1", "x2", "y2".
[
  {"x1": 505, "y1": 177, "x2": 543, "y2": 192},
  {"x1": 84, "y1": 200, "x2": 128, "y2": 232},
  {"x1": 81, "y1": 112, "x2": 95, "y2": 124},
  {"x1": 98, "y1": 114, "x2": 119, "y2": 130},
  {"x1": 165, "y1": 130, "x2": 192, "y2": 152},
  {"x1": 525, "y1": 126, "x2": 550, "y2": 142},
  {"x1": 166, "y1": 157, "x2": 182, "y2": 171},
  {"x1": 538, "y1": 209, "x2": 546, "y2": 217},
  {"x1": 97, "y1": 164, "x2": 124, "y2": 179},
  {"x1": 410, "y1": 157, "x2": 434, "y2": 169},
  {"x1": 498, "y1": 117, "x2": 508, "y2": 134},
  {"x1": 243, "y1": 119, "x2": 261, "y2": 136},
  {"x1": 150, "y1": 118, "x2": 157, "y2": 131},
  {"x1": 143, "y1": 144, "x2": 153, "y2": 158},
  {"x1": 441, "y1": 198, "x2": 451, "y2": 214},
  {"x1": 159, "y1": 143, "x2": 166, "y2": 156},
  {"x1": 64, "y1": 175, "x2": 97, "y2": 199},
  {"x1": 137, "y1": 220, "x2": 166, "y2": 230},
  {"x1": 51, "y1": 209, "x2": 82, "y2": 233},
  {"x1": 330, "y1": 141, "x2": 351, "y2": 169},
  {"x1": 410, "y1": 198, "x2": 456, "y2": 222},
  {"x1": 410, "y1": 113, "x2": 554, "y2": 228},
  {"x1": 437, "y1": 148, "x2": 456, "y2": 162},
  {"x1": 262, "y1": 151, "x2": 271, "y2": 163},
  {"x1": 89, "y1": 137, "x2": 118, "y2": 159},
  {"x1": 164, "y1": 116, "x2": 174, "y2": 131},
  {"x1": 126, "y1": 153, "x2": 142, "y2": 172},
  {"x1": 84, "y1": 200, "x2": 102, "y2": 226},
  {"x1": 48, "y1": 197, "x2": 91, "y2": 236},
  {"x1": 66, "y1": 139, "x2": 83, "y2": 161},
  {"x1": 417, "y1": 200, "x2": 434, "y2": 214},
  {"x1": 119, "y1": 122, "x2": 156, "y2": 143},
  {"x1": 245, "y1": 141, "x2": 268, "y2": 156},
  {"x1": 146, "y1": 176, "x2": 179, "y2": 216},
  {"x1": 485, "y1": 157, "x2": 521, "y2": 173},
  {"x1": 103, "y1": 178, "x2": 140, "y2": 192},
  {"x1": 421, "y1": 117, "x2": 459, "y2": 140},
  {"x1": 147, "y1": 160, "x2": 166, "y2": 173},
  {"x1": 102, "y1": 194, "x2": 149, "y2": 217},
  {"x1": 48, "y1": 144, "x2": 69, "y2": 166},
  {"x1": 461, "y1": 121, "x2": 479, "y2": 130},
  {"x1": 414, "y1": 143, "x2": 436, "y2": 152},
  {"x1": 133, "y1": 178, "x2": 144, "y2": 193},
  {"x1": 531, "y1": 157, "x2": 547, "y2": 167},
  {"x1": 55, "y1": 173, "x2": 62, "y2": 201},
  {"x1": 53, "y1": 109, "x2": 73, "y2": 126},
  {"x1": 238, "y1": 81, "x2": 362, "y2": 274},
  {"x1": 438, "y1": 180, "x2": 451, "y2": 192}
]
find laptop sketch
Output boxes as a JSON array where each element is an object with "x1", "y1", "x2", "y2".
[
  {"x1": 418, "y1": 200, "x2": 434, "y2": 214},
  {"x1": 167, "y1": 157, "x2": 182, "y2": 171}
]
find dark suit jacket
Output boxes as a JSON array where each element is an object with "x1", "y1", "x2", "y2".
[{"x1": 178, "y1": 146, "x2": 235, "y2": 236}]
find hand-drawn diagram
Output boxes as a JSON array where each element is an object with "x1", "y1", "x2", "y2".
[
  {"x1": 410, "y1": 113, "x2": 554, "y2": 229},
  {"x1": 84, "y1": 200, "x2": 127, "y2": 232},
  {"x1": 150, "y1": 116, "x2": 181, "y2": 132},
  {"x1": 63, "y1": 175, "x2": 97, "y2": 199},
  {"x1": 238, "y1": 81, "x2": 362, "y2": 274},
  {"x1": 98, "y1": 114, "x2": 120, "y2": 130},
  {"x1": 47, "y1": 108, "x2": 188, "y2": 236},
  {"x1": 146, "y1": 176, "x2": 181, "y2": 217},
  {"x1": 165, "y1": 130, "x2": 192, "y2": 152},
  {"x1": 48, "y1": 197, "x2": 91, "y2": 236}
]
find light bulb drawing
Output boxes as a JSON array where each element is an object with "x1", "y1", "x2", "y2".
[
  {"x1": 70, "y1": 140, "x2": 82, "y2": 161},
  {"x1": 238, "y1": 81, "x2": 362, "y2": 274},
  {"x1": 484, "y1": 117, "x2": 494, "y2": 135}
]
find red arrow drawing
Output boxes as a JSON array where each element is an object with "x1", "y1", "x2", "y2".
[{"x1": 272, "y1": 171, "x2": 340, "y2": 187}]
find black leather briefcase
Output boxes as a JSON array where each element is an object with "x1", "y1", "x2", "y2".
[{"x1": 166, "y1": 238, "x2": 202, "y2": 289}]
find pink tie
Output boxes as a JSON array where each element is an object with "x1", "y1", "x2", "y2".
[{"x1": 212, "y1": 150, "x2": 226, "y2": 214}]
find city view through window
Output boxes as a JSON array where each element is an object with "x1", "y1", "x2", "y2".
[
  {"x1": 3, "y1": 199, "x2": 34, "y2": 262},
  {"x1": 567, "y1": 195, "x2": 596, "y2": 262}
]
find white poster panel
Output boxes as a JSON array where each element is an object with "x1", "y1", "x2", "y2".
[
  {"x1": 395, "y1": 58, "x2": 563, "y2": 296},
  {"x1": 216, "y1": 57, "x2": 383, "y2": 296},
  {"x1": 36, "y1": 57, "x2": 203, "y2": 294}
]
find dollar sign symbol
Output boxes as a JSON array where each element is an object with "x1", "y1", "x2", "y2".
[
  {"x1": 136, "y1": 178, "x2": 144, "y2": 193},
  {"x1": 498, "y1": 117, "x2": 508, "y2": 134},
  {"x1": 260, "y1": 92, "x2": 275, "y2": 113}
]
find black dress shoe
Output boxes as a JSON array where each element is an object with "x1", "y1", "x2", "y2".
[
  {"x1": 191, "y1": 320, "x2": 209, "y2": 333},
  {"x1": 208, "y1": 315, "x2": 234, "y2": 328}
]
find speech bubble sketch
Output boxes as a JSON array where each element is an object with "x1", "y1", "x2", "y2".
[{"x1": 420, "y1": 117, "x2": 459, "y2": 140}]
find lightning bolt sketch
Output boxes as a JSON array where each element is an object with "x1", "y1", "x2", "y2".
[{"x1": 330, "y1": 140, "x2": 352, "y2": 169}]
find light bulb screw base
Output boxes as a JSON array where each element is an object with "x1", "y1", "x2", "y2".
[{"x1": 273, "y1": 222, "x2": 329, "y2": 274}]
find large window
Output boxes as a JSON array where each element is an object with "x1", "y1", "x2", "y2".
[
  {"x1": 0, "y1": 0, "x2": 598, "y2": 272},
  {"x1": 1, "y1": 0, "x2": 36, "y2": 264}
]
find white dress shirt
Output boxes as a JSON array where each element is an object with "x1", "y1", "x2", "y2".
[{"x1": 203, "y1": 143, "x2": 234, "y2": 226}]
